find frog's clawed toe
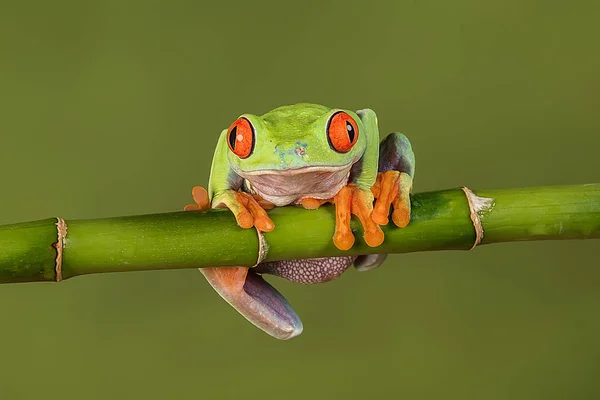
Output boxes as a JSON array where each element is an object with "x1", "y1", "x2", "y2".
[{"x1": 200, "y1": 267, "x2": 303, "y2": 340}]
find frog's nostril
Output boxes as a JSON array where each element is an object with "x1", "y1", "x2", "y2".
[{"x1": 295, "y1": 147, "x2": 306, "y2": 156}]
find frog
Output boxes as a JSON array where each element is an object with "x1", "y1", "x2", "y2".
[{"x1": 185, "y1": 103, "x2": 415, "y2": 340}]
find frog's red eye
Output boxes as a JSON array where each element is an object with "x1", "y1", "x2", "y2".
[
  {"x1": 326, "y1": 111, "x2": 359, "y2": 153},
  {"x1": 227, "y1": 117, "x2": 255, "y2": 159}
]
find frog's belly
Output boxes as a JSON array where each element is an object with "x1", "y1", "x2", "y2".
[{"x1": 240, "y1": 166, "x2": 352, "y2": 207}]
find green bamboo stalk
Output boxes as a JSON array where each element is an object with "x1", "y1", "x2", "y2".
[{"x1": 0, "y1": 184, "x2": 598, "y2": 284}]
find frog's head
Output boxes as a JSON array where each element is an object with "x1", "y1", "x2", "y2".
[
  {"x1": 226, "y1": 103, "x2": 365, "y2": 171},
  {"x1": 224, "y1": 103, "x2": 368, "y2": 205}
]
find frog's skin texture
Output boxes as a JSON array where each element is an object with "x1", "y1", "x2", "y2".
[{"x1": 186, "y1": 104, "x2": 415, "y2": 340}]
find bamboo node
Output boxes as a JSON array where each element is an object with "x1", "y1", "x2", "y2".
[
  {"x1": 253, "y1": 227, "x2": 269, "y2": 267},
  {"x1": 461, "y1": 187, "x2": 495, "y2": 249},
  {"x1": 53, "y1": 217, "x2": 68, "y2": 282}
]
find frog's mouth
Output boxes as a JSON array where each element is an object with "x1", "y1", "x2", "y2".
[{"x1": 238, "y1": 165, "x2": 353, "y2": 206}]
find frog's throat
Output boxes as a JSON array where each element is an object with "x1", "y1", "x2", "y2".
[{"x1": 237, "y1": 165, "x2": 352, "y2": 207}]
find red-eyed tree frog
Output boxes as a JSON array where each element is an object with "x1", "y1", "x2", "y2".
[{"x1": 185, "y1": 103, "x2": 415, "y2": 340}]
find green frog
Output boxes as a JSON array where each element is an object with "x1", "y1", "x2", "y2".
[{"x1": 186, "y1": 103, "x2": 415, "y2": 339}]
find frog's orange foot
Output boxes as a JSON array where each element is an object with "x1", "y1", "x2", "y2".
[
  {"x1": 212, "y1": 190, "x2": 274, "y2": 232},
  {"x1": 333, "y1": 185, "x2": 384, "y2": 251},
  {"x1": 371, "y1": 171, "x2": 413, "y2": 228},
  {"x1": 184, "y1": 186, "x2": 211, "y2": 211}
]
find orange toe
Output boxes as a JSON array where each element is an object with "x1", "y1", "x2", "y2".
[
  {"x1": 391, "y1": 172, "x2": 413, "y2": 228},
  {"x1": 371, "y1": 171, "x2": 400, "y2": 225},
  {"x1": 392, "y1": 208, "x2": 411, "y2": 228},
  {"x1": 332, "y1": 185, "x2": 384, "y2": 250},
  {"x1": 333, "y1": 186, "x2": 355, "y2": 250},
  {"x1": 352, "y1": 188, "x2": 384, "y2": 248},
  {"x1": 371, "y1": 171, "x2": 413, "y2": 229},
  {"x1": 235, "y1": 209, "x2": 255, "y2": 229},
  {"x1": 234, "y1": 191, "x2": 274, "y2": 232},
  {"x1": 191, "y1": 186, "x2": 210, "y2": 210},
  {"x1": 334, "y1": 231, "x2": 355, "y2": 251},
  {"x1": 364, "y1": 227, "x2": 384, "y2": 247},
  {"x1": 185, "y1": 186, "x2": 210, "y2": 211}
]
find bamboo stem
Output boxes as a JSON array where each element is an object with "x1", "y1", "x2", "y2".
[{"x1": 0, "y1": 184, "x2": 598, "y2": 284}]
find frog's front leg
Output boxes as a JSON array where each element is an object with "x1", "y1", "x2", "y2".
[{"x1": 319, "y1": 108, "x2": 384, "y2": 251}]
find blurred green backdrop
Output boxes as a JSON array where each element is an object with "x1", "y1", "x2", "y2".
[{"x1": 1, "y1": 1, "x2": 599, "y2": 399}]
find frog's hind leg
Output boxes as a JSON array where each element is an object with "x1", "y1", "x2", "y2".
[
  {"x1": 201, "y1": 257, "x2": 356, "y2": 340},
  {"x1": 200, "y1": 256, "x2": 357, "y2": 339},
  {"x1": 185, "y1": 186, "x2": 301, "y2": 340},
  {"x1": 200, "y1": 267, "x2": 303, "y2": 340}
]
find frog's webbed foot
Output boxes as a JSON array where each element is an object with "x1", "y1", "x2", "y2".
[
  {"x1": 332, "y1": 185, "x2": 384, "y2": 251},
  {"x1": 212, "y1": 189, "x2": 275, "y2": 232},
  {"x1": 199, "y1": 266, "x2": 303, "y2": 340},
  {"x1": 371, "y1": 170, "x2": 413, "y2": 228}
]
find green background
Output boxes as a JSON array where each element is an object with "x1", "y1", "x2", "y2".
[{"x1": 1, "y1": 1, "x2": 599, "y2": 399}]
